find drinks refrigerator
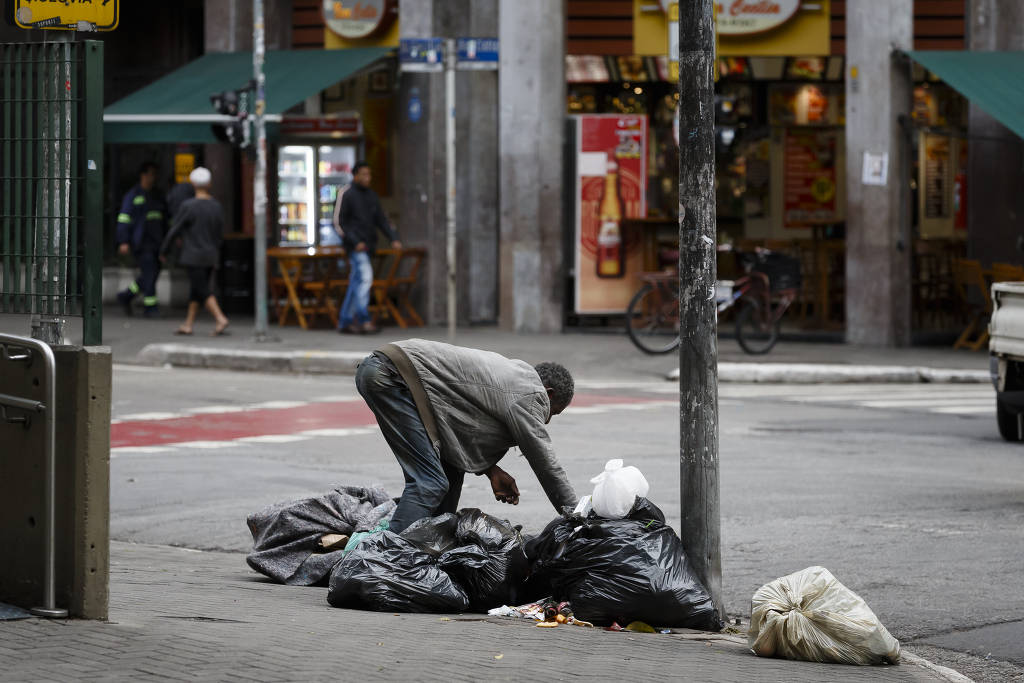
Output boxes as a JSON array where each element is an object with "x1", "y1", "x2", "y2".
[{"x1": 276, "y1": 143, "x2": 359, "y2": 247}]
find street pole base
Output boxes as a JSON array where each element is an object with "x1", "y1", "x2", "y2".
[{"x1": 30, "y1": 606, "x2": 68, "y2": 618}]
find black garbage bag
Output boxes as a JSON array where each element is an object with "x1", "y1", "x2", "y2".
[
  {"x1": 438, "y1": 510, "x2": 529, "y2": 610},
  {"x1": 327, "y1": 508, "x2": 528, "y2": 613},
  {"x1": 524, "y1": 498, "x2": 723, "y2": 631},
  {"x1": 327, "y1": 531, "x2": 470, "y2": 613},
  {"x1": 246, "y1": 485, "x2": 395, "y2": 586}
]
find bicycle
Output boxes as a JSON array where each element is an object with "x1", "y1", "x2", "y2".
[{"x1": 625, "y1": 247, "x2": 801, "y2": 355}]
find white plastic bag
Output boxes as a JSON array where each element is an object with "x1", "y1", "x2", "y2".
[
  {"x1": 589, "y1": 459, "x2": 649, "y2": 519},
  {"x1": 748, "y1": 566, "x2": 901, "y2": 666}
]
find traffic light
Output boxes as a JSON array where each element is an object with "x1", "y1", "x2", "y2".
[{"x1": 210, "y1": 90, "x2": 245, "y2": 146}]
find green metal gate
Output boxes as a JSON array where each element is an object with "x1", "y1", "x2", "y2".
[{"x1": 0, "y1": 40, "x2": 103, "y2": 345}]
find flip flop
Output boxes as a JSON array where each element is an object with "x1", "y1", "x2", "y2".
[
  {"x1": 211, "y1": 322, "x2": 230, "y2": 337},
  {"x1": 174, "y1": 328, "x2": 193, "y2": 336}
]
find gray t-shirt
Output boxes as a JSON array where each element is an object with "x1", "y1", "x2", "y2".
[{"x1": 161, "y1": 197, "x2": 224, "y2": 267}]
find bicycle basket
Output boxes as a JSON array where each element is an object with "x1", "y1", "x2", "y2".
[{"x1": 742, "y1": 251, "x2": 802, "y2": 292}]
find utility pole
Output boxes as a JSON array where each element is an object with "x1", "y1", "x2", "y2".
[
  {"x1": 677, "y1": 0, "x2": 722, "y2": 619},
  {"x1": 31, "y1": 33, "x2": 73, "y2": 346},
  {"x1": 445, "y1": 37, "x2": 457, "y2": 343},
  {"x1": 252, "y1": 0, "x2": 270, "y2": 340}
]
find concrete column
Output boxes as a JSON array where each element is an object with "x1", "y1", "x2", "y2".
[
  {"x1": 967, "y1": 0, "x2": 1024, "y2": 267},
  {"x1": 397, "y1": 0, "x2": 500, "y2": 325},
  {"x1": 844, "y1": 0, "x2": 913, "y2": 346},
  {"x1": 498, "y1": 0, "x2": 566, "y2": 332}
]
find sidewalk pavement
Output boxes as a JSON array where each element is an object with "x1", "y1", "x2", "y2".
[
  {"x1": 0, "y1": 541, "x2": 968, "y2": 682},
  {"x1": 0, "y1": 309, "x2": 990, "y2": 383}
]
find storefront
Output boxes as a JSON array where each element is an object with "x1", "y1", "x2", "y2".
[{"x1": 566, "y1": 0, "x2": 971, "y2": 334}]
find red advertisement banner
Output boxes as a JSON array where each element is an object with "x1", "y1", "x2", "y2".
[{"x1": 574, "y1": 114, "x2": 648, "y2": 314}]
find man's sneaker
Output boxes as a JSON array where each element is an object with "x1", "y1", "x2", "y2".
[
  {"x1": 338, "y1": 322, "x2": 362, "y2": 334},
  {"x1": 117, "y1": 291, "x2": 134, "y2": 316},
  {"x1": 143, "y1": 305, "x2": 160, "y2": 318},
  {"x1": 361, "y1": 321, "x2": 379, "y2": 334}
]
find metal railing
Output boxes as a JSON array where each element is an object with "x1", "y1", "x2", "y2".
[
  {"x1": 0, "y1": 40, "x2": 104, "y2": 345},
  {"x1": 0, "y1": 333, "x2": 66, "y2": 618}
]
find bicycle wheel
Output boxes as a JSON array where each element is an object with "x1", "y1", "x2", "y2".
[
  {"x1": 626, "y1": 282, "x2": 680, "y2": 355},
  {"x1": 735, "y1": 299, "x2": 780, "y2": 355}
]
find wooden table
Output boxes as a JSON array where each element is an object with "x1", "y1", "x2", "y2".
[
  {"x1": 267, "y1": 246, "x2": 426, "y2": 330},
  {"x1": 267, "y1": 246, "x2": 345, "y2": 330}
]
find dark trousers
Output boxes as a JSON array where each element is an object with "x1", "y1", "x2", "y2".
[
  {"x1": 125, "y1": 249, "x2": 161, "y2": 307},
  {"x1": 355, "y1": 353, "x2": 463, "y2": 533}
]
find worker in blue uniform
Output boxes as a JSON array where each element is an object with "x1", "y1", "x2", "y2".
[{"x1": 116, "y1": 162, "x2": 167, "y2": 317}]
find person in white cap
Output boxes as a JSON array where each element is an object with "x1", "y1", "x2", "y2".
[{"x1": 159, "y1": 167, "x2": 230, "y2": 336}]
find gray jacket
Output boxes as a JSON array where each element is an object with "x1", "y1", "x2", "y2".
[{"x1": 378, "y1": 339, "x2": 577, "y2": 513}]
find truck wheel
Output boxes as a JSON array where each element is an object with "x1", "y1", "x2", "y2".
[{"x1": 996, "y1": 397, "x2": 1023, "y2": 442}]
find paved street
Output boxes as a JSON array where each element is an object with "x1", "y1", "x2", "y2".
[{"x1": 105, "y1": 363, "x2": 1024, "y2": 681}]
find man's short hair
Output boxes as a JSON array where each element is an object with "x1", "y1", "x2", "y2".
[
  {"x1": 534, "y1": 362, "x2": 574, "y2": 412},
  {"x1": 139, "y1": 161, "x2": 158, "y2": 177},
  {"x1": 352, "y1": 161, "x2": 370, "y2": 175}
]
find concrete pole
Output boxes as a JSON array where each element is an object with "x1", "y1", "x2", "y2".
[
  {"x1": 31, "y1": 33, "x2": 73, "y2": 346},
  {"x1": 445, "y1": 38, "x2": 457, "y2": 342},
  {"x1": 252, "y1": 0, "x2": 270, "y2": 340},
  {"x1": 677, "y1": 0, "x2": 722, "y2": 620},
  {"x1": 498, "y1": 0, "x2": 565, "y2": 333},
  {"x1": 844, "y1": 0, "x2": 913, "y2": 346}
]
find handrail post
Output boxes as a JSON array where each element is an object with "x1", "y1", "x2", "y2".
[{"x1": 0, "y1": 334, "x2": 67, "y2": 619}]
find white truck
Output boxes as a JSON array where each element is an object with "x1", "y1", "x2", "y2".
[{"x1": 989, "y1": 282, "x2": 1024, "y2": 441}]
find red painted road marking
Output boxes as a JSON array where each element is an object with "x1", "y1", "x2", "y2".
[{"x1": 111, "y1": 393, "x2": 667, "y2": 448}]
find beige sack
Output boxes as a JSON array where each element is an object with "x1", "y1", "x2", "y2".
[{"x1": 748, "y1": 566, "x2": 901, "y2": 665}]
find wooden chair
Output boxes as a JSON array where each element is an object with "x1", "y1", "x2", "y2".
[
  {"x1": 368, "y1": 248, "x2": 426, "y2": 328},
  {"x1": 952, "y1": 258, "x2": 992, "y2": 350}
]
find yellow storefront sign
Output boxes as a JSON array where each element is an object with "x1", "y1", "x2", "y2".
[
  {"x1": 635, "y1": 0, "x2": 829, "y2": 76},
  {"x1": 14, "y1": 0, "x2": 119, "y2": 31}
]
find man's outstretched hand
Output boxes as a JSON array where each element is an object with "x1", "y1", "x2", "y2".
[{"x1": 485, "y1": 464, "x2": 519, "y2": 505}]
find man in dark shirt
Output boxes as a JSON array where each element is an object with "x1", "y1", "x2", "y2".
[
  {"x1": 159, "y1": 167, "x2": 230, "y2": 336},
  {"x1": 334, "y1": 162, "x2": 401, "y2": 334}
]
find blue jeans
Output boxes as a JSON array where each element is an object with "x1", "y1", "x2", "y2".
[
  {"x1": 355, "y1": 353, "x2": 464, "y2": 533},
  {"x1": 339, "y1": 251, "x2": 373, "y2": 327}
]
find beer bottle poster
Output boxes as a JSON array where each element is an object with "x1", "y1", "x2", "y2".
[{"x1": 574, "y1": 114, "x2": 648, "y2": 314}]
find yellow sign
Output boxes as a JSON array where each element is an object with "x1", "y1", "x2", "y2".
[
  {"x1": 635, "y1": 0, "x2": 829, "y2": 67},
  {"x1": 174, "y1": 154, "x2": 196, "y2": 185},
  {"x1": 14, "y1": 0, "x2": 119, "y2": 31}
]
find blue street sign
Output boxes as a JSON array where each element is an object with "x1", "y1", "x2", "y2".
[
  {"x1": 399, "y1": 38, "x2": 444, "y2": 73},
  {"x1": 456, "y1": 37, "x2": 499, "y2": 70}
]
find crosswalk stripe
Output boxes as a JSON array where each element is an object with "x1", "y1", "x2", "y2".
[
  {"x1": 235, "y1": 435, "x2": 312, "y2": 444},
  {"x1": 186, "y1": 405, "x2": 247, "y2": 414},
  {"x1": 929, "y1": 405, "x2": 994, "y2": 414},
  {"x1": 856, "y1": 398, "x2": 993, "y2": 408},
  {"x1": 110, "y1": 446, "x2": 175, "y2": 456},
  {"x1": 299, "y1": 427, "x2": 378, "y2": 437}
]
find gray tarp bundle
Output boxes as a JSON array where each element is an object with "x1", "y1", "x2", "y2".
[{"x1": 246, "y1": 486, "x2": 396, "y2": 586}]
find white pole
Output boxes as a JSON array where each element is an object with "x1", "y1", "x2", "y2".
[
  {"x1": 445, "y1": 38, "x2": 457, "y2": 343},
  {"x1": 253, "y1": 0, "x2": 269, "y2": 340}
]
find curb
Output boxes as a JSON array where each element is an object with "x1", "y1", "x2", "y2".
[
  {"x1": 667, "y1": 363, "x2": 990, "y2": 384},
  {"x1": 137, "y1": 343, "x2": 368, "y2": 374}
]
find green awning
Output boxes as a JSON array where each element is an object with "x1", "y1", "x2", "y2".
[
  {"x1": 104, "y1": 47, "x2": 392, "y2": 144},
  {"x1": 907, "y1": 50, "x2": 1024, "y2": 140}
]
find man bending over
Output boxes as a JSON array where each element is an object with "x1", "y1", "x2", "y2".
[{"x1": 355, "y1": 339, "x2": 578, "y2": 533}]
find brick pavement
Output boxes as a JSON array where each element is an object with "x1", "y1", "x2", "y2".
[{"x1": 0, "y1": 542, "x2": 963, "y2": 682}]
